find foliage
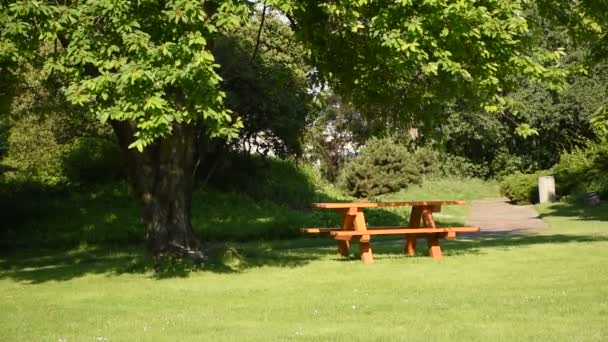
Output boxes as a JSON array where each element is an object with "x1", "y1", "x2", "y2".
[
  {"x1": 0, "y1": 0, "x2": 249, "y2": 151},
  {"x1": 214, "y1": 13, "x2": 312, "y2": 158},
  {"x1": 500, "y1": 140, "x2": 608, "y2": 203},
  {"x1": 499, "y1": 171, "x2": 551, "y2": 204},
  {"x1": 537, "y1": 0, "x2": 608, "y2": 136},
  {"x1": 203, "y1": 153, "x2": 333, "y2": 209},
  {"x1": 62, "y1": 137, "x2": 124, "y2": 183},
  {"x1": 339, "y1": 138, "x2": 421, "y2": 198},
  {"x1": 552, "y1": 142, "x2": 608, "y2": 197},
  {"x1": 435, "y1": 5, "x2": 607, "y2": 177},
  {"x1": 490, "y1": 149, "x2": 540, "y2": 179},
  {"x1": 2, "y1": 116, "x2": 64, "y2": 185},
  {"x1": 282, "y1": 0, "x2": 566, "y2": 133},
  {"x1": 440, "y1": 65, "x2": 604, "y2": 177},
  {"x1": 2, "y1": 112, "x2": 123, "y2": 186},
  {"x1": 436, "y1": 153, "x2": 491, "y2": 179}
]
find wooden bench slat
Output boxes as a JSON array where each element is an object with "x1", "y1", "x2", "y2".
[
  {"x1": 330, "y1": 227, "x2": 480, "y2": 237},
  {"x1": 302, "y1": 226, "x2": 418, "y2": 233},
  {"x1": 311, "y1": 200, "x2": 465, "y2": 209},
  {"x1": 302, "y1": 226, "x2": 480, "y2": 234},
  {"x1": 300, "y1": 228, "x2": 341, "y2": 233}
]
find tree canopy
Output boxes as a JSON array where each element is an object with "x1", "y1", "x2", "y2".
[{"x1": 279, "y1": 0, "x2": 566, "y2": 131}]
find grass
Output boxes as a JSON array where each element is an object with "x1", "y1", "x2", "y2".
[{"x1": 1, "y1": 176, "x2": 607, "y2": 340}]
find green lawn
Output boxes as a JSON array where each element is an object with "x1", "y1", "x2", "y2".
[{"x1": 1, "y1": 181, "x2": 608, "y2": 341}]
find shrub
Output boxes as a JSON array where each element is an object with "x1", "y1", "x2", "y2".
[
  {"x1": 339, "y1": 137, "x2": 421, "y2": 198},
  {"x1": 553, "y1": 142, "x2": 608, "y2": 197},
  {"x1": 203, "y1": 153, "x2": 330, "y2": 208},
  {"x1": 413, "y1": 146, "x2": 440, "y2": 176},
  {"x1": 3, "y1": 117, "x2": 65, "y2": 185},
  {"x1": 62, "y1": 137, "x2": 125, "y2": 183},
  {"x1": 491, "y1": 149, "x2": 539, "y2": 179},
  {"x1": 2, "y1": 116, "x2": 124, "y2": 186},
  {"x1": 437, "y1": 153, "x2": 491, "y2": 179},
  {"x1": 500, "y1": 170, "x2": 552, "y2": 204}
]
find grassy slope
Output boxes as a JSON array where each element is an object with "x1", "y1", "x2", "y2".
[{"x1": 2, "y1": 180, "x2": 608, "y2": 341}]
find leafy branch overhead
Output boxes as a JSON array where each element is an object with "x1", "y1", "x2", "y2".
[
  {"x1": 273, "y1": 0, "x2": 566, "y2": 126},
  {"x1": 2, "y1": 0, "x2": 570, "y2": 149},
  {"x1": 1, "y1": 0, "x2": 250, "y2": 151}
]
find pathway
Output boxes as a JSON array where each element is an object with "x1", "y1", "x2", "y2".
[{"x1": 468, "y1": 197, "x2": 548, "y2": 235}]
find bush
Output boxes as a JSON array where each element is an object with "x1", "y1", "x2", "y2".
[
  {"x1": 3, "y1": 117, "x2": 65, "y2": 185},
  {"x1": 491, "y1": 149, "x2": 539, "y2": 179},
  {"x1": 413, "y1": 146, "x2": 440, "y2": 176},
  {"x1": 203, "y1": 153, "x2": 332, "y2": 208},
  {"x1": 62, "y1": 137, "x2": 125, "y2": 183},
  {"x1": 437, "y1": 153, "x2": 491, "y2": 179},
  {"x1": 2, "y1": 116, "x2": 124, "y2": 186},
  {"x1": 501, "y1": 141, "x2": 608, "y2": 204},
  {"x1": 553, "y1": 142, "x2": 608, "y2": 198},
  {"x1": 339, "y1": 137, "x2": 421, "y2": 198},
  {"x1": 500, "y1": 170, "x2": 552, "y2": 204}
]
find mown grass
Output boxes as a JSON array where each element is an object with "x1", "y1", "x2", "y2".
[{"x1": 1, "y1": 176, "x2": 607, "y2": 341}]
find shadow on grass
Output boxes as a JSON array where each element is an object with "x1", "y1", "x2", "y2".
[
  {"x1": 538, "y1": 202, "x2": 608, "y2": 221},
  {"x1": 332, "y1": 232, "x2": 608, "y2": 260},
  {"x1": 0, "y1": 240, "x2": 338, "y2": 284},
  {"x1": 3, "y1": 232, "x2": 608, "y2": 283}
]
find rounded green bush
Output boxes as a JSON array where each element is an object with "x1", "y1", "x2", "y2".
[
  {"x1": 553, "y1": 142, "x2": 608, "y2": 198},
  {"x1": 339, "y1": 137, "x2": 421, "y2": 198}
]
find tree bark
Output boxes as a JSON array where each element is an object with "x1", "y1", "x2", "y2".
[{"x1": 110, "y1": 120, "x2": 204, "y2": 260}]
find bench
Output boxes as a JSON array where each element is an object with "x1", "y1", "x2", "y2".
[{"x1": 303, "y1": 201, "x2": 480, "y2": 263}]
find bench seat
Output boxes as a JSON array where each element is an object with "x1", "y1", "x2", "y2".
[
  {"x1": 301, "y1": 226, "x2": 479, "y2": 235},
  {"x1": 331, "y1": 226, "x2": 478, "y2": 241},
  {"x1": 300, "y1": 227, "x2": 342, "y2": 233}
]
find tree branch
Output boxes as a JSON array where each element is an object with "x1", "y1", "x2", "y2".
[{"x1": 250, "y1": 2, "x2": 267, "y2": 63}]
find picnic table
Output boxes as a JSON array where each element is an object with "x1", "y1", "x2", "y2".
[{"x1": 302, "y1": 200, "x2": 480, "y2": 264}]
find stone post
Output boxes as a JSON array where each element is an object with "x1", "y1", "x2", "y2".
[{"x1": 538, "y1": 176, "x2": 556, "y2": 203}]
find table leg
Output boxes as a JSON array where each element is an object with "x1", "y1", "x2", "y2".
[
  {"x1": 427, "y1": 234, "x2": 443, "y2": 259},
  {"x1": 354, "y1": 208, "x2": 373, "y2": 264},
  {"x1": 359, "y1": 241, "x2": 373, "y2": 264},
  {"x1": 405, "y1": 206, "x2": 423, "y2": 256},
  {"x1": 422, "y1": 208, "x2": 443, "y2": 260},
  {"x1": 338, "y1": 210, "x2": 355, "y2": 257}
]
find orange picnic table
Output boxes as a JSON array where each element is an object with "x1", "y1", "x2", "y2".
[{"x1": 302, "y1": 200, "x2": 479, "y2": 264}]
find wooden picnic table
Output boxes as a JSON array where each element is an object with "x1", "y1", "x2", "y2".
[{"x1": 302, "y1": 200, "x2": 479, "y2": 264}]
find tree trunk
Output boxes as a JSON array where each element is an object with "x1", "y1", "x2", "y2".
[{"x1": 110, "y1": 120, "x2": 204, "y2": 260}]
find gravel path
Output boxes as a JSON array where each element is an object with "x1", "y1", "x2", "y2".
[{"x1": 467, "y1": 197, "x2": 548, "y2": 235}]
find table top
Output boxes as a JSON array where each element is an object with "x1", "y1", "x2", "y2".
[{"x1": 311, "y1": 200, "x2": 466, "y2": 209}]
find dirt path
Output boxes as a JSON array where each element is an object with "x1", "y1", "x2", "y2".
[{"x1": 467, "y1": 198, "x2": 548, "y2": 235}]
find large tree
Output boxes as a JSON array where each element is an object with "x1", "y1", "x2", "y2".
[
  {"x1": 1, "y1": 0, "x2": 248, "y2": 258},
  {"x1": 1, "y1": 0, "x2": 564, "y2": 258}
]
